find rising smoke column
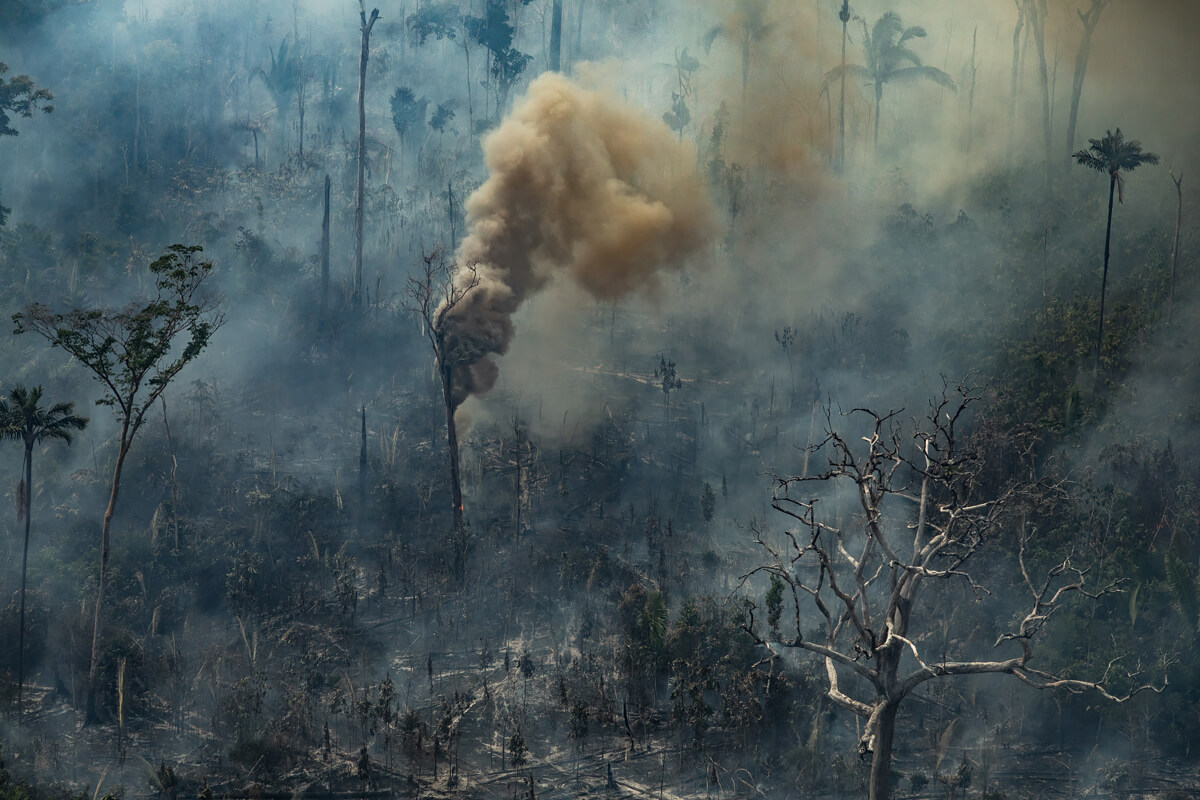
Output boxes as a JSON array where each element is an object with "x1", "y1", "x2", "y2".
[{"x1": 440, "y1": 72, "x2": 716, "y2": 410}]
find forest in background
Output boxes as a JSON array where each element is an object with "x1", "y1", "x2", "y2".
[{"x1": 0, "y1": 0, "x2": 1198, "y2": 798}]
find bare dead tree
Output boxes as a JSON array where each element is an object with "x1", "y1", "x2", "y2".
[
  {"x1": 403, "y1": 249, "x2": 481, "y2": 532},
  {"x1": 353, "y1": 1, "x2": 380, "y2": 310},
  {"x1": 1007, "y1": 0, "x2": 1025, "y2": 165},
  {"x1": 1022, "y1": 0, "x2": 1052, "y2": 181},
  {"x1": 740, "y1": 379, "x2": 1164, "y2": 800},
  {"x1": 1064, "y1": 0, "x2": 1111, "y2": 167}
]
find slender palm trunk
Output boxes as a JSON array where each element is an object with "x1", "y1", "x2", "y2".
[
  {"x1": 87, "y1": 427, "x2": 130, "y2": 725},
  {"x1": 839, "y1": 4, "x2": 848, "y2": 169},
  {"x1": 17, "y1": 443, "x2": 32, "y2": 724},
  {"x1": 873, "y1": 82, "x2": 883, "y2": 151},
  {"x1": 1095, "y1": 174, "x2": 1116, "y2": 371},
  {"x1": 741, "y1": 39, "x2": 751, "y2": 124},
  {"x1": 1169, "y1": 171, "x2": 1183, "y2": 321}
]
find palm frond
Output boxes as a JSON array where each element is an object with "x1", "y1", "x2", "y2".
[
  {"x1": 1073, "y1": 150, "x2": 1106, "y2": 171},
  {"x1": 884, "y1": 44, "x2": 923, "y2": 68},
  {"x1": 886, "y1": 65, "x2": 956, "y2": 91},
  {"x1": 702, "y1": 24, "x2": 725, "y2": 54},
  {"x1": 872, "y1": 11, "x2": 904, "y2": 47},
  {"x1": 898, "y1": 25, "x2": 927, "y2": 43},
  {"x1": 822, "y1": 63, "x2": 872, "y2": 90}
]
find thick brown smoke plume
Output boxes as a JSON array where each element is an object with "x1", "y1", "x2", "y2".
[{"x1": 440, "y1": 72, "x2": 716, "y2": 410}]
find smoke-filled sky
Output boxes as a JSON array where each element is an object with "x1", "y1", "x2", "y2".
[{"x1": 1, "y1": 0, "x2": 1197, "y2": 450}]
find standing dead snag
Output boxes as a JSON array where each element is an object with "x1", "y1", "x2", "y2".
[
  {"x1": 352, "y1": 1, "x2": 380, "y2": 310},
  {"x1": 741, "y1": 380, "x2": 1164, "y2": 800},
  {"x1": 404, "y1": 249, "x2": 481, "y2": 533}
]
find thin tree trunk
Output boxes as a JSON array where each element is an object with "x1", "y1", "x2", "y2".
[
  {"x1": 443, "y1": 370, "x2": 464, "y2": 532},
  {"x1": 87, "y1": 429, "x2": 131, "y2": 725},
  {"x1": 965, "y1": 27, "x2": 977, "y2": 154},
  {"x1": 839, "y1": 2, "x2": 849, "y2": 170},
  {"x1": 1096, "y1": 173, "x2": 1116, "y2": 372},
  {"x1": 873, "y1": 83, "x2": 882, "y2": 151},
  {"x1": 1169, "y1": 170, "x2": 1183, "y2": 322},
  {"x1": 447, "y1": 180, "x2": 457, "y2": 250},
  {"x1": 298, "y1": 80, "x2": 307, "y2": 162},
  {"x1": 17, "y1": 444, "x2": 31, "y2": 725},
  {"x1": 867, "y1": 702, "x2": 900, "y2": 800},
  {"x1": 549, "y1": 0, "x2": 563, "y2": 72},
  {"x1": 1065, "y1": 1, "x2": 1107, "y2": 167},
  {"x1": 359, "y1": 405, "x2": 368, "y2": 512},
  {"x1": 575, "y1": 0, "x2": 585, "y2": 63},
  {"x1": 741, "y1": 39, "x2": 750, "y2": 123},
  {"x1": 464, "y1": 44, "x2": 475, "y2": 138},
  {"x1": 353, "y1": 3, "x2": 380, "y2": 310},
  {"x1": 321, "y1": 174, "x2": 331, "y2": 313},
  {"x1": 1027, "y1": 0, "x2": 1052, "y2": 180},
  {"x1": 1007, "y1": 2, "x2": 1024, "y2": 165}
]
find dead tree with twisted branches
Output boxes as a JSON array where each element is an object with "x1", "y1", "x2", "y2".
[{"x1": 741, "y1": 379, "x2": 1163, "y2": 800}]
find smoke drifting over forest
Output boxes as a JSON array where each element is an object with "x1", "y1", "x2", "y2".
[
  {"x1": 443, "y1": 72, "x2": 714, "y2": 409},
  {"x1": 0, "y1": 0, "x2": 1197, "y2": 798}
]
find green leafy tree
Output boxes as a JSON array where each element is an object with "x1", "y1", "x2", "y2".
[
  {"x1": 259, "y1": 36, "x2": 304, "y2": 158},
  {"x1": 465, "y1": 0, "x2": 533, "y2": 119},
  {"x1": 1073, "y1": 128, "x2": 1159, "y2": 369},
  {"x1": 0, "y1": 385, "x2": 87, "y2": 724},
  {"x1": 0, "y1": 63, "x2": 52, "y2": 138},
  {"x1": 0, "y1": 63, "x2": 53, "y2": 226},
  {"x1": 662, "y1": 93, "x2": 691, "y2": 141},
  {"x1": 390, "y1": 86, "x2": 428, "y2": 151},
  {"x1": 14, "y1": 244, "x2": 224, "y2": 724},
  {"x1": 823, "y1": 12, "x2": 955, "y2": 150}
]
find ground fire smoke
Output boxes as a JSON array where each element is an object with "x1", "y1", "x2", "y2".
[{"x1": 440, "y1": 73, "x2": 716, "y2": 410}]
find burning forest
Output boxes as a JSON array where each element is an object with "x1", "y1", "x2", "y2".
[{"x1": 0, "y1": 1, "x2": 1198, "y2": 799}]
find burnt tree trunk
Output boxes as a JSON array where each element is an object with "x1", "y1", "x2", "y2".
[
  {"x1": 353, "y1": 3, "x2": 380, "y2": 310},
  {"x1": 1007, "y1": 1, "x2": 1024, "y2": 165},
  {"x1": 439, "y1": 358, "x2": 464, "y2": 532},
  {"x1": 867, "y1": 701, "x2": 900, "y2": 800},
  {"x1": 321, "y1": 174, "x2": 331, "y2": 314},
  {"x1": 1027, "y1": 0, "x2": 1052, "y2": 180}
]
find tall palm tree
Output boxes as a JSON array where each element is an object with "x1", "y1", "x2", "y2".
[
  {"x1": 704, "y1": 0, "x2": 773, "y2": 117},
  {"x1": 823, "y1": 11, "x2": 955, "y2": 151},
  {"x1": 0, "y1": 385, "x2": 87, "y2": 723},
  {"x1": 1073, "y1": 128, "x2": 1159, "y2": 369},
  {"x1": 837, "y1": 0, "x2": 851, "y2": 170}
]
